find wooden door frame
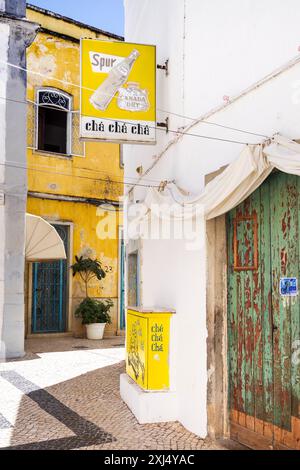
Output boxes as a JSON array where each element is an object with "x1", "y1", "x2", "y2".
[
  {"x1": 26, "y1": 220, "x2": 73, "y2": 337},
  {"x1": 206, "y1": 213, "x2": 229, "y2": 438},
  {"x1": 205, "y1": 166, "x2": 229, "y2": 439}
]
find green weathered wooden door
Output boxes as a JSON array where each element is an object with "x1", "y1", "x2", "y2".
[{"x1": 227, "y1": 171, "x2": 300, "y2": 450}]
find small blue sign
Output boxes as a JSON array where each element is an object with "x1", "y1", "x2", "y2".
[{"x1": 280, "y1": 277, "x2": 298, "y2": 296}]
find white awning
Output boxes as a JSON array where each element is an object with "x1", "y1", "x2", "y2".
[
  {"x1": 199, "y1": 134, "x2": 300, "y2": 219},
  {"x1": 132, "y1": 134, "x2": 300, "y2": 223},
  {"x1": 26, "y1": 214, "x2": 67, "y2": 262}
]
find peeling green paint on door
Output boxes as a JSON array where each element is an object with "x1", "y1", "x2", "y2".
[{"x1": 227, "y1": 171, "x2": 300, "y2": 449}]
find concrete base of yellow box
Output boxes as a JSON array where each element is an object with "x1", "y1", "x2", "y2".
[{"x1": 120, "y1": 373, "x2": 177, "y2": 424}]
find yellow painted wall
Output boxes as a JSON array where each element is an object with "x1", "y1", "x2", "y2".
[
  {"x1": 27, "y1": 7, "x2": 117, "y2": 42},
  {"x1": 26, "y1": 7, "x2": 124, "y2": 337}
]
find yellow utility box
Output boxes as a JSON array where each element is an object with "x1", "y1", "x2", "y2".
[{"x1": 126, "y1": 307, "x2": 174, "y2": 391}]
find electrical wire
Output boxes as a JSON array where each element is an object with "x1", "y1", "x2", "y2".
[
  {"x1": 127, "y1": 52, "x2": 300, "y2": 193},
  {"x1": 0, "y1": 160, "x2": 162, "y2": 188},
  {"x1": 2, "y1": 94, "x2": 167, "y2": 185},
  {"x1": 157, "y1": 108, "x2": 268, "y2": 138},
  {"x1": 0, "y1": 59, "x2": 272, "y2": 197},
  {"x1": 0, "y1": 95, "x2": 258, "y2": 146},
  {"x1": 26, "y1": 160, "x2": 162, "y2": 184},
  {"x1": 0, "y1": 59, "x2": 267, "y2": 142},
  {"x1": 25, "y1": 147, "x2": 163, "y2": 185}
]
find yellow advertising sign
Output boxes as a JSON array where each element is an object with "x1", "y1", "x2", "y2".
[
  {"x1": 80, "y1": 39, "x2": 156, "y2": 144},
  {"x1": 126, "y1": 309, "x2": 172, "y2": 391}
]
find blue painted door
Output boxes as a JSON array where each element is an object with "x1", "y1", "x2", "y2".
[
  {"x1": 128, "y1": 251, "x2": 140, "y2": 308},
  {"x1": 32, "y1": 224, "x2": 69, "y2": 333},
  {"x1": 120, "y1": 236, "x2": 126, "y2": 330}
]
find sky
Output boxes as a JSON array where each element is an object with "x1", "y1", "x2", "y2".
[{"x1": 27, "y1": 0, "x2": 124, "y2": 36}]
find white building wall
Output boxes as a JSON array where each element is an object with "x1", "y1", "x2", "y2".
[
  {"x1": 176, "y1": 0, "x2": 300, "y2": 191},
  {"x1": 0, "y1": 22, "x2": 9, "y2": 360},
  {"x1": 124, "y1": 0, "x2": 184, "y2": 202},
  {"x1": 0, "y1": 3, "x2": 38, "y2": 359},
  {"x1": 124, "y1": 0, "x2": 300, "y2": 436}
]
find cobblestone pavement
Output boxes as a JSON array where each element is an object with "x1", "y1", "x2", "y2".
[{"x1": 0, "y1": 337, "x2": 243, "y2": 450}]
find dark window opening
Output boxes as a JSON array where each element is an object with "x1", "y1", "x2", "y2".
[{"x1": 38, "y1": 106, "x2": 68, "y2": 154}]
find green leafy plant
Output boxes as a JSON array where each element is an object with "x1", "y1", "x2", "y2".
[
  {"x1": 71, "y1": 256, "x2": 106, "y2": 297},
  {"x1": 75, "y1": 297, "x2": 113, "y2": 325},
  {"x1": 71, "y1": 256, "x2": 113, "y2": 326}
]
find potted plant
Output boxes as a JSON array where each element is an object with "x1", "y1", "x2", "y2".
[
  {"x1": 71, "y1": 256, "x2": 113, "y2": 340},
  {"x1": 75, "y1": 297, "x2": 113, "y2": 340}
]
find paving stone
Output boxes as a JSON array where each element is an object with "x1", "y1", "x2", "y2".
[
  {"x1": 0, "y1": 413, "x2": 12, "y2": 429},
  {"x1": 0, "y1": 336, "x2": 233, "y2": 450}
]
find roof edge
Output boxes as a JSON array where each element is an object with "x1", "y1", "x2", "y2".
[{"x1": 27, "y1": 3, "x2": 124, "y2": 41}]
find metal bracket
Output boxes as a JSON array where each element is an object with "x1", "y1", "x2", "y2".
[
  {"x1": 157, "y1": 59, "x2": 169, "y2": 76},
  {"x1": 157, "y1": 117, "x2": 169, "y2": 133},
  {"x1": 158, "y1": 180, "x2": 169, "y2": 192}
]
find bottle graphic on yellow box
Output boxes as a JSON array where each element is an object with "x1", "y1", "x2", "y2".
[{"x1": 90, "y1": 49, "x2": 140, "y2": 111}]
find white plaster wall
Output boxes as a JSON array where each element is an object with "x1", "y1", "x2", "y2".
[
  {"x1": 0, "y1": 9, "x2": 36, "y2": 358},
  {"x1": 125, "y1": 0, "x2": 300, "y2": 195},
  {"x1": 174, "y1": 0, "x2": 300, "y2": 192},
  {"x1": 139, "y1": 213, "x2": 207, "y2": 436},
  {"x1": 124, "y1": 0, "x2": 300, "y2": 436},
  {"x1": 124, "y1": 0, "x2": 185, "y2": 203},
  {"x1": 184, "y1": 0, "x2": 300, "y2": 115},
  {"x1": 0, "y1": 22, "x2": 9, "y2": 359},
  {"x1": 0, "y1": 23, "x2": 8, "y2": 171}
]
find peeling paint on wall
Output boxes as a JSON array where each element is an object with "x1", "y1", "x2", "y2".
[
  {"x1": 78, "y1": 245, "x2": 96, "y2": 259},
  {"x1": 26, "y1": 7, "x2": 123, "y2": 338}
]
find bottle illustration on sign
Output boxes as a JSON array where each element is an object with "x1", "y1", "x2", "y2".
[
  {"x1": 118, "y1": 82, "x2": 150, "y2": 112},
  {"x1": 90, "y1": 49, "x2": 140, "y2": 111}
]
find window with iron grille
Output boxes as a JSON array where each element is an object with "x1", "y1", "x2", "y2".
[
  {"x1": 37, "y1": 89, "x2": 72, "y2": 155},
  {"x1": 27, "y1": 88, "x2": 85, "y2": 158}
]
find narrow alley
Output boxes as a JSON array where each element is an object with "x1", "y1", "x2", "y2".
[{"x1": 0, "y1": 338, "x2": 236, "y2": 450}]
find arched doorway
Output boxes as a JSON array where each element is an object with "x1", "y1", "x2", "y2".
[{"x1": 227, "y1": 171, "x2": 300, "y2": 449}]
